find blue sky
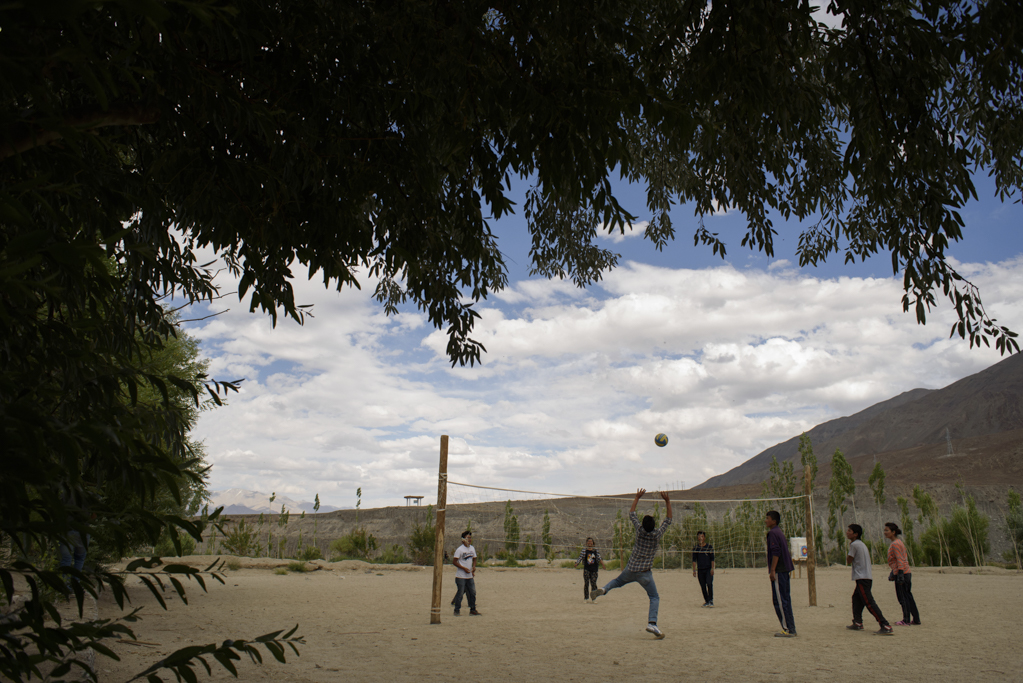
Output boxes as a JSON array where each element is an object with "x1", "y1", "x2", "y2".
[{"x1": 185, "y1": 160, "x2": 1023, "y2": 510}]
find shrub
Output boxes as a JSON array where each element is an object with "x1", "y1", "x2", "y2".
[
  {"x1": 502, "y1": 557, "x2": 521, "y2": 567},
  {"x1": 287, "y1": 561, "x2": 310, "y2": 572},
  {"x1": 226, "y1": 559, "x2": 242, "y2": 571},
  {"x1": 1003, "y1": 493, "x2": 1023, "y2": 569},
  {"x1": 374, "y1": 544, "x2": 409, "y2": 564},
  {"x1": 330, "y1": 528, "x2": 377, "y2": 560},
  {"x1": 477, "y1": 543, "x2": 492, "y2": 564},
  {"x1": 407, "y1": 505, "x2": 435, "y2": 565},
  {"x1": 520, "y1": 535, "x2": 536, "y2": 560},
  {"x1": 919, "y1": 496, "x2": 990, "y2": 566},
  {"x1": 559, "y1": 560, "x2": 576, "y2": 568},
  {"x1": 221, "y1": 519, "x2": 258, "y2": 557},
  {"x1": 298, "y1": 545, "x2": 323, "y2": 561},
  {"x1": 273, "y1": 567, "x2": 288, "y2": 575},
  {"x1": 153, "y1": 529, "x2": 196, "y2": 557}
]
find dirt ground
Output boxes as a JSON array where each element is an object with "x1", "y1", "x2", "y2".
[{"x1": 93, "y1": 560, "x2": 1022, "y2": 683}]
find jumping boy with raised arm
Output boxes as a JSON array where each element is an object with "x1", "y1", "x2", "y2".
[{"x1": 591, "y1": 489, "x2": 673, "y2": 639}]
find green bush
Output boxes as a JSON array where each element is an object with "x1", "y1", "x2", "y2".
[
  {"x1": 221, "y1": 518, "x2": 258, "y2": 557},
  {"x1": 1003, "y1": 503, "x2": 1023, "y2": 568},
  {"x1": 520, "y1": 535, "x2": 536, "y2": 560},
  {"x1": 502, "y1": 557, "x2": 521, "y2": 567},
  {"x1": 559, "y1": 560, "x2": 576, "y2": 568},
  {"x1": 373, "y1": 544, "x2": 409, "y2": 564},
  {"x1": 477, "y1": 543, "x2": 492, "y2": 564},
  {"x1": 287, "y1": 561, "x2": 311, "y2": 572},
  {"x1": 919, "y1": 496, "x2": 990, "y2": 566},
  {"x1": 298, "y1": 545, "x2": 323, "y2": 561},
  {"x1": 330, "y1": 528, "x2": 377, "y2": 560},
  {"x1": 273, "y1": 567, "x2": 288, "y2": 575},
  {"x1": 407, "y1": 505, "x2": 435, "y2": 565},
  {"x1": 153, "y1": 529, "x2": 196, "y2": 557},
  {"x1": 226, "y1": 559, "x2": 242, "y2": 571}
]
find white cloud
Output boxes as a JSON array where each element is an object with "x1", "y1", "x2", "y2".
[
  {"x1": 599, "y1": 220, "x2": 650, "y2": 244},
  {"x1": 188, "y1": 252, "x2": 1023, "y2": 509}
]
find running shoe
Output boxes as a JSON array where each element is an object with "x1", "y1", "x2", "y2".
[
  {"x1": 590, "y1": 588, "x2": 604, "y2": 601},
  {"x1": 875, "y1": 625, "x2": 894, "y2": 636},
  {"x1": 846, "y1": 622, "x2": 864, "y2": 630},
  {"x1": 646, "y1": 624, "x2": 665, "y2": 639}
]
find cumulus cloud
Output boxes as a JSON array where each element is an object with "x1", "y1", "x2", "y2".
[
  {"x1": 188, "y1": 252, "x2": 1023, "y2": 509},
  {"x1": 599, "y1": 220, "x2": 650, "y2": 244}
]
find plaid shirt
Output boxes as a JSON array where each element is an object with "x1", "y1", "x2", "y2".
[{"x1": 626, "y1": 511, "x2": 672, "y2": 572}]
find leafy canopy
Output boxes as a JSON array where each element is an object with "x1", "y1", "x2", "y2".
[
  {"x1": 2, "y1": 0, "x2": 1021, "y2": 371},
  {"x1": 1, "y1": 2, "x2": 1021, "y2": 671}
]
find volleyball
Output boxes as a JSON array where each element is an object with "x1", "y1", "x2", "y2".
[{"x1": 654, "y1": 433, "x2": 668, "y2": 447}]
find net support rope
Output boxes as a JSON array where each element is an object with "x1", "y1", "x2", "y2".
[{"x1": 447, "y1": 480, "x2": 806, "y2": 504}]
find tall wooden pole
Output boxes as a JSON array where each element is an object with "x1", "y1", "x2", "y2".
[
  {"x1": 430, "y1": 435, "x2": 449, "y2": 624},
  {"x1": 804, "y1": 467, "x2": 817, "y2": 607}
]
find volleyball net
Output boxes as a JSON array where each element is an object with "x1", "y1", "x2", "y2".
[{"x1": 444, "y1": 480, "x2": 812, "y2": 570}]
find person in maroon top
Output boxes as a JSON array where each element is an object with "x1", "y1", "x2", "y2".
[{"x1": 765, "y1": 510, "x2": 796, "y2": 637}]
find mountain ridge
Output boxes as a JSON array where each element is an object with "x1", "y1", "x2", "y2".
[
  {"x1": 696, "y1": 352, "x2": 1023, "y2": 489},
  {"x1": 208, "y1": 488, "x2": 344, "y2": 515}
]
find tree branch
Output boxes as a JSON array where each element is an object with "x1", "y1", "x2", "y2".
[{"x1": 1, "y1": 107, "x2": 161, "y2": 160}]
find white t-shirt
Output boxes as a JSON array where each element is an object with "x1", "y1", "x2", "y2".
[
  {"x1": 454, "y1": 544, "x2": 476, "y2": 579},
  {"x1": 849, "y1": 539, "x2": 872, "y2": 581}
]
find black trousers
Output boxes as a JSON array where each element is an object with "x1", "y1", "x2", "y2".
[
  {"x1": 583, "y1": 569, "x2": 599, "y2": 598},
  {"x1": 895, "y1": 573, "x2": 921, "y2": 623},
  {"x1": 697, "y1": 568, "x2": 714, "y2": 603},
  {"x1": 852, "y1": 579, "x2": 888, "y2": 626}
]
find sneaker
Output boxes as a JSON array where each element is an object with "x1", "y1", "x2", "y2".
[
  {"x1": 875, "y1": 625, "x2": 894, "y2": 636},
  {"x1": 469, "y1": 609, "x2": 482, "y2": 616},
  {"x1": 911, "y1": 621, "x2": 922, "y2": 626},
  {"x1": 893, "y1": 620, "x2": 911, "y2": 626},
  {"x1": 590, "y1": 588, "x2": 604, "y2": 601},
  {"x1": 701, "y1": 602, "x2": 709, "y2": 608},
  {"x1": 846, "y1": 622, "x2": 864, "y2": 631},
  {"x1": 646, "y1": 623, "x2": 665, "y2": 639},
  {"x1": 584, "y1": 598, "x2": 590, "y2": 603},
  {"x1": 774, "y1": 630, "x2": 797, "y2": 638},
  {"x1": 453, "y1": 610, "x2": 460, "y2": 616},
  {"x1": 708, "y1": 602, "x2": 714, "y2": 608}
]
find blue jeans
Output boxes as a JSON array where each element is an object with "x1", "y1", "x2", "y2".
[
  {"x1": 58, "y1": 531, "x2": 88, "y2": 584},
  {"x1": 454, "y1": 577, "x2": 476, "y2": 611},
  {"x1": 771, "y1": 571, "x2": 795, "y2": 633},
  {"x1": 602, "y1": 569, "x2": 660, "y2": 624}
]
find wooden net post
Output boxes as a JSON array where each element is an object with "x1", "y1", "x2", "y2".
[
  {"x1": 430, "y1": 435, "x2": 449, "y2": 624},
  {"x1": 804, "y1": 467, "x2": 817, "y2": 607}
]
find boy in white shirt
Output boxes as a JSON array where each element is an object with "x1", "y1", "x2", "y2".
[
  {"x1": 453, "y1": 530, "x2": 482, "y2": 616},
  {"x1": 846, "y1": 524, "x2": 893, "y2": 635}
]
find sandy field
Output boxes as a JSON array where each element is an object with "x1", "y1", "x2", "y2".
[{"x1": 91, "y1": 560, "x2": 1022, "y2": 683}]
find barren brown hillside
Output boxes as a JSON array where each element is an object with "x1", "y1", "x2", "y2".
[{"x1": 699, "y1": 352, "x2": 1023, "y2": 489}]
